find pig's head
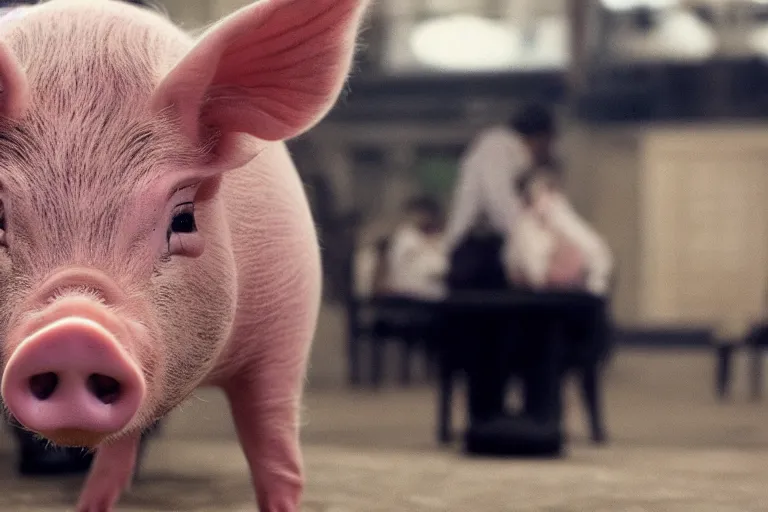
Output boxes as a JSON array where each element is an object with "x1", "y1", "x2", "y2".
[{"x1": 0, "y1": 0, "x2": 368, "y2": 448}]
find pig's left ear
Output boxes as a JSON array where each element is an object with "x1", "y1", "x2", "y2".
[{"x1": 150, "y1": 0, "x2": 369, "y2": 153}]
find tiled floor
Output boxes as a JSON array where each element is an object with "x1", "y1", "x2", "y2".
[{"x1": 2, "y1": 347, "x2": 768, "y2": 511}]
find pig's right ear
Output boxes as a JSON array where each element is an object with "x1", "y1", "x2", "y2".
[
  {"x1": 150, "y1": 0, "x2": 370, "y2": 167},
  {"x1": 0, "y1": 40, "x2": 29, "y2": 121}
]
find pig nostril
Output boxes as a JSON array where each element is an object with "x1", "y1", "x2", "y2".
[
  {"x1": 86, "y1": 374, "x2": 121, "y2": 405},
  {"x1": 28, "y1": 373, "x2": 59, "y2": 401}
]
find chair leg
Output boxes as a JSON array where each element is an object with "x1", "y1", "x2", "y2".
[
  {"x1": 133, "y1": 420, "x2": 161, "y2": 483},
  {"x1": 424, "y1": 349, "x2": 437, "y2": 381},
  {"x1": 399, "y1": 338, "x2": 414, "y2": 386},
  {"x1": 715, "y1": 344, "x2": 732, "y2": 400},
  {"x1": 437, "y1": 356, "x2": 454, "y2": 445},
  {"x1": 580, "y1": 365, "x2": 606, "y2": 444},
  {"x1": 751, "y1": 345, "x2": 763, "y2": 402},
  {"x1": 348, "y1": 341, "x2": 361, "y2": 387},
  {"x1": 371, "y1": 337, "x2": 384, "y2": 389},
  {"x1": 347, "y1": 307, "x2": 362, "y2": 387}
]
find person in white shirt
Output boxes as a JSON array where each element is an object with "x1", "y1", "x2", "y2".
[
  {"x1": 353, "y1": 236, "x2": 391, "y2": 299},
  {"x1": 503, "y1": 170, "x2": 614, "y2": 297},
  {"x1": 443, "y1": 104, "x2": 558, "y2": 254},
  {"x1": 386, "y1": 196, "x2": 448, "y2": 301},
  {"x1": 439, "y1": 105, "x2": 560, "y2": 425}
]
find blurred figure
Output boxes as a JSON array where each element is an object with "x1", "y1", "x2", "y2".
[
  {"x1": 504, "y1": 170, "x2": 614, "y2": 296},
  {"x1": 443, "y1": 103, "x2": 558, "y2": 253},
  {"x1": 386, "y1": 196, "x2": 448, "y2": 300},
  {"x1": 438, "y1": 104, "x2": 559, "y2": 429},
  {"x1": 352, "y1": 195, "x2": 446, "y2": 301}
]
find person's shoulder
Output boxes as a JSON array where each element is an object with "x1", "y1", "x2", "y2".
[
  {"x1": 460, "y1": 126, "x2": 522, "y2": 168},
  {"x1": 474, "y1": 125, "x2": 516, "y2": 144},
  {"x1": 390, "y1": 224, "x2": 421, "y2": 247}
]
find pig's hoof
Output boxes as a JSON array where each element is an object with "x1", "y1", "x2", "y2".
[{"x1": 76, "y1": 470, "x2": 132, "y2": 512}]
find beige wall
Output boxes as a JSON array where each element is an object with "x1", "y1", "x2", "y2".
[
  {"x1": 579, "y1": 124, "x2": 768, "y2": 330},
  {"x1": 159, "y1": 0, "x2": 210, "y2": 27},
  {"x1": 160, "y1": 0, "x2": 247, "y2": 27},
  {"x1": 641, "y1": 126, "x2": 768, "y2": 329},
  {"x1": 566, "y1": 125, "x2": 643, "y2": 327}
]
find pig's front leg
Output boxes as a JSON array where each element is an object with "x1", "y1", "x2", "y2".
[
  {"x1": 226, "y1": 369, "x2": 305, "y2": 512},
  {"x1": 76, "y1": 432, "x2": 140, "y2": 512}
]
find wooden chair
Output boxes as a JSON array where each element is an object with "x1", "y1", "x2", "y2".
[{"x1": 345, "y1": 237, "x2": 436, "y2": 388}]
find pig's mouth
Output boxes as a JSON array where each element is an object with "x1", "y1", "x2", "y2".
[{"x1": 37, "y1": 428, "x2": 107, "y2": 449}]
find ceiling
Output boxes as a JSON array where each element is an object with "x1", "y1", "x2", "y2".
[
  {"x1": 375, "y1": 0, "x2": 564, "y2": 20},
  {"x1": 154, "y1": 0, "x2": 768, "y2": 73}
]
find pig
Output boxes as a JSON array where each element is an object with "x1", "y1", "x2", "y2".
[{"x1": 0, "y1": 0, "x2": 370, "y2": 510}]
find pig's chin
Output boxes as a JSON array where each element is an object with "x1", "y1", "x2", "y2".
[
  {"x1": 39, "y1": 428, "x2": 108, "y2": 449},
  {"x1": 42, "y1": 420, "x2": 148, "y2": 449}
]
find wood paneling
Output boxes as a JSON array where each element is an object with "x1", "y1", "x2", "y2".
[{"x1": 641, "y1": 128, "x2": 768, "y2": 328}]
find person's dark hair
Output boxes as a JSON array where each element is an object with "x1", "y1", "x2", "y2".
[
  {"x1": 405, "y1": 195, "x2": 441, "y2": 217},
  {"x1": 509, "y1": 103, "x2": 556, "y2": 137}
]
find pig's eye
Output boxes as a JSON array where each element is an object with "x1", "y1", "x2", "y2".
[
  {"x1": 164, "y1": 201, "x2": 204, "y2": 259},
  {"x1": 170, "y1": 203, "x2": 196, "y2": 234}
]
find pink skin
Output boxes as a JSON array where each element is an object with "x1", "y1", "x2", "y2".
[
  {"x1": 2, "y1": 315, "x2": 147, "y2": 445},
  {"x1": 0, "y1": 0, "x2": 370, "y2": 511},
  {"x1": 527, "y1": 184, "x2": 586, "y2": 289}
]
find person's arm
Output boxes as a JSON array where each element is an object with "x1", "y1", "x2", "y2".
[
  {"x1": 502, "y1": 216, "x2": 552, "y2": 289},
  {"x1": 443, "y1": 147, "x2": 483, "y2": 252},
  {"x1": 479, "y1": 132, "x2": 526, "y2": 234},
  {"x1": 547, "y1": 196, "x2": 614, "y2": 295}
]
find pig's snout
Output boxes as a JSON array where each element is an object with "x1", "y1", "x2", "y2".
[{"x1": 1, "y1": 317, "x2": 146, "y2": 448}]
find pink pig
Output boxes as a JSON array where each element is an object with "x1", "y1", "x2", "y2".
[{"x1": 0, "y1": 0, "x2": 369, "y2": 510}]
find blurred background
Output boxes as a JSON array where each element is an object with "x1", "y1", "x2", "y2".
[
  {"x1": 6, "y1": 0, "x2": 768, "y2": 511},
  {"x1": 159, "y1": 0, "x2": 768, "y2": 336}
]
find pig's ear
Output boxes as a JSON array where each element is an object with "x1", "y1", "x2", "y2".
[
  {"x1": 150, "y1": 0, "x2": 369, "y2": 149},
  {"x1": 0, "y1": 40, "x2": 29, "y2": 121}
]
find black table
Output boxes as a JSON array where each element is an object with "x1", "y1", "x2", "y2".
[{"x1": 347, "y1": 290, "x2": 612, "y2": 445}]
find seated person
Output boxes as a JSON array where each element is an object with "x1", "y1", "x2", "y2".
[
  {"x1": 503, "y1": 171, "x2": 613, "y2": 297},
  {"x1": 351, "y1": 201, "x2": 444, "y2": 356},
  {"x1": 385, "y1": 196, "x2": 448, "y2": 301}
]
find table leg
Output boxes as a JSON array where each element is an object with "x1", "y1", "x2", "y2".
[
  {"x1": 715, "y1": 344, "x2": 732, "y2": 400},
  {"x1": 751, "y1": 345, "x2": 763, "y2": 402}
]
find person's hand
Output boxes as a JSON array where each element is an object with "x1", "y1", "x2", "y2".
[{"x1": 546, "y1": 235, "x2": 586, "y2": 289}]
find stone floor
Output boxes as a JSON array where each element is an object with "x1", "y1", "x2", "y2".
[{"x1": 2, "y1": 347, "x2": 768, "y2": 511}]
